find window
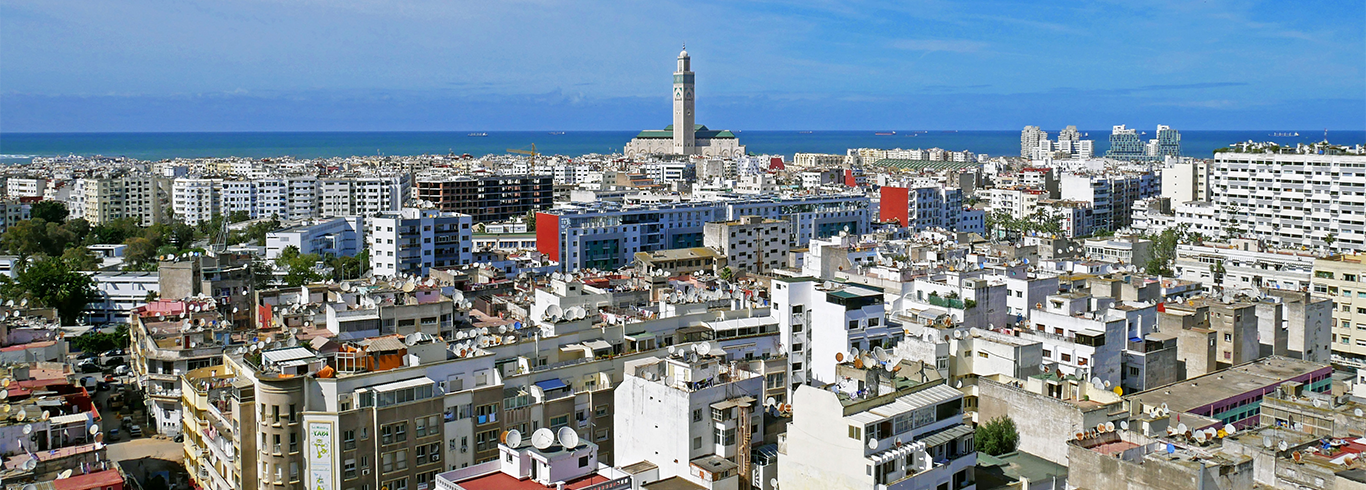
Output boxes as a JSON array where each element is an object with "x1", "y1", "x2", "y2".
[
  {"x1": 386, "y1": 478, "x2": 408, "y2": 490},
  {"x1": 416, "y1": 417, "x2": 427, "y2": 437},
  {"x1": 290, "y1": 432, "x2": 298, "y2": 452},
  {"x1": 848, "y1": 320, "x2": 859, "y2": 330},
  {"x1": 344, "y1": 430, "x2": 356, "y2": 450},
  {"x1": 289, "y1": 404, "x2": 297, "y2": 423},
  {"x1": 1224, "y1": 333, "x2": 1232, "y2": 342},
  {"x1": 694, "y1": 437, "x2": 702, "y2": 449},
  {"x1": 382, "y1": 453, "x2": 394, "y2": 473},
  {"x1": 550, "y1": 415, "x2": 569, "y2": 428},
  {"x1": 849, "y1": 425, "x2": 862, "y2": 440},
  {"x1": 344, "y1": 459, "x2": 357, "y2": 480},
  {"x1": 1061, "y1": 353, "x2": 1072, "y2": 362},
  {"x1": 274, "y1": 434, "x2": 281, "y2": 454},
  {"x1": 692, "y1": 409, "x2": 703, "y2": 422},
  {"x1": 579, "y1": 456, "x2": 590, "y2": 468},
  {"x1": 395, "y1": 450, "x2": 408, "y2": 470},
  {"x1": 428, "y1": 443, "x2": 441, "y2": 463},
  {"x1": 396, "y1": 424, "x2": 407, "y2": 442}
]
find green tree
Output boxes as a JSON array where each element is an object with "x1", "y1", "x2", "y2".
[
  {"x1": 275, "y1": 246, "x2": 323, "y2": 287},
  {"x1": 718, "y1": 266, "x2": 734, "y2": 281},
  {"x1": 228, "y1": 211, "x2": 251, "y2": 223},
  {"x1": 29, "y1": 201, "x2": 68, "y2": 224},
  {"x1": 250, "y1": 258, "x2": 275, "y2": 290},
  {"x1": 68, "y1": 325, "x2": 129, "y2": 353},
  {"x1": 1, "y1": 218, "x2": 81, "y2": 257},
  {"x1": 60, "y1": 246, "x2": 102, "y2": 271},
  {"x1": 1144, "y1": 225, "x2": 1189, "y2": 277},
  {"x1": 524, "y1": 210, "x2": 537, "y2": 231},
  {"x1": 122, "y1": 236, "x2": 160, "y2": 269},
  {"x1": 976, "y1": 416, "x2": 1019, "y2": 456},
  {"x1": 2, "y1": 256, "x2": 98, "y2": 325},
  {"x1": 87, "y1": 218, "x2": 143, "y2": 245}
]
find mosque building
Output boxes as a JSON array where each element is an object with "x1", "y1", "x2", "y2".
[{"x1": 624, "y1": 46, "x2": 746, "y2": 158}]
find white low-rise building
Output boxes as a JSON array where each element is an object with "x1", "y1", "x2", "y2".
[
  {"x1": 779, "y1": 368, "x2": 975, "y2": 490},
  {"x1": 614, "y1": 353, "x2": 765, "y2": 490}
]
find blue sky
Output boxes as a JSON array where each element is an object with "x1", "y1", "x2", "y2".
[{"x1": 2, "y1": 0, "x2": 1362, "y2": 131}]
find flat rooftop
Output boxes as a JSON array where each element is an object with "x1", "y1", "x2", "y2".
[
  {"x1": 455, "y1": 472, "x2": 612, "y2": 490},
  {"x1": 1127, "y1": 356, "x2": 1329, "y2": 413}
]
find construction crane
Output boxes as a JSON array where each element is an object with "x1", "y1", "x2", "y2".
[{"x1": 507, "y1": 143, "x2": 539, "y2": 166}]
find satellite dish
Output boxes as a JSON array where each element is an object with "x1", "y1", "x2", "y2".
[
  {"x1": 1103, "y1": 380, "x2": 1112, "y2": 389},
  {"x1": 668, "y1": 346, "x2": 677, "y2": 355},
  {"x1": 1119, "y1": 420, "x2": 1129, "y2": 431},
  {"x1": 1358, "y1": 408, "x2": 1365, "y2": 418},
  {"x1": 89, "y1": 425, "x2": 100, "y2": 435},
  {"x1": 56, "y1": 469, "x2": 72, "y2": 480},
  {"x1": 23, "y1": 458, "x2": 36, "y2": 471},
  {"x1": 873, "y1": 347, "x2": 889, "y2": 362},
  {"x1": 94, "y1": 432, "x2": 104, "y2": 443},
  {"x1": 867, "y1": 437, "x2": 879, "y2": 450},
  {"x1": 835, "y1": 352, "x2": 844, "y2": 362},
  {"x1": 1262, "y1": 436, "x2": 1273, "y2": 448},
  {"x1": 695, "y1": 343, "x2": 712, "y2": 356},
  {"x1": 1224, "y1": 424, "x2": 1236, "y2": 435},
  {"x1": 505, "y1": 429, "x2": 522, "y2": 448},
  {"x1": 557, "y1": 426, "x2": 579, "y2": 449},
  {"x1": 1278, "y1": 441, "x2": 1289, "y2": 452},
  {"x1": 952, "y1": 330, "x2": 962, "y2": 339},
  {"x1": 1176, "y1": 423, "x2": 1188, "y2": 434},
  {"x1": 765, "y1": 397, "x2": 776, "y2": 407},
  {"x1": 22, "y1": 424, "x2": 31, "y2": 435},
  {"x1": 1194, "y1": 431, "x2": 1206, "y2": 443},
  {"x1": 1105, "y1": 421, "x2": 1115, "y2": 432},
  {"x1": 532, "y1": 428, "x2": 555, "y2": 450},
  {"x1": 849, "y1": 347, "x2": 860, "y2": 359}
]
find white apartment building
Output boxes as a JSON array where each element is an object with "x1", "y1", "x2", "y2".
[
  {"x1": 316, "y1": 175, "x2": 408, "y2": 217},
  {"x1": 615, "y1": 354, "x2": 765, "y2": 490},
  {"x1": 1160, "y1": 160, "x2": 1209, "y2": 204},
  {"x1": 703, "y1": 216, "x2": 791, "y2": 276},
  {"x1": 1060, "y1": 172, "x2": 1158, "y2": 232},
  {"x1": 770, "y1": 276, "x2": 895, "y2": 395},
  {"x1": 792, "y1": 153, "x2": 844, "y2": 168},
  {"x1": 72, "y1": 175, "x2": 168, "y2": 226},
  {"x1": 0, "y1": 201, "x2": 30, "y2": 235},
  {"x1": 5, "y1": 178, "x2": 46, "y2": 199},
  {"x1": 367, "y1": 208, "x2": 473, "y2": 276},
  {"x1": 1206, "y1": 152, "x2": 1366, "y2": 251},
  {"x1": 539, "y1": 196, "x2": 872, "y2": 272},
  {"x1": 266, "y1": 217, "x2": 366, "y2": 260},
  {"x1": 1174, "y1": 239, "x2": 1317, "y2": 295},
  {"x1": 86, "y1": 271, "x2": 160, "y2": 325},
  {"x1": 1082, "y1": 235, "x2": 1153, "y2": 267},
  {"x1": 173, "y1": 178, "x2": 221, "y2": 225},
  {"x1": 639, "y1": 162, "x2": 694, "y2": 183},
  {"x1": 780, "y1": 379, "x2": 975, "y2": 490},
  {"x1": 1018, "y1": 294, "x2": 1133, "y2": 387},
  {"x1": 1312, "y1": 255, "x2": 1366, "y2": 366},
  {"x1": 978, "y1": 187, "x2": 1044, "y2": 219}
]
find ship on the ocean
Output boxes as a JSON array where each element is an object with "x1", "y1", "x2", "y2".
[
  {"x1": 467, "y1": 132, "x2": 488, "y2": 137},
  {"x1": 549, "y1": 131, "x2": 566, "y2": 135},
  {"x1": 875, "y1": 131, "x2": 896, "y2": 136},
  {"x1": 1271, "y1": 132, "x2": 1300, "y2": 137}
]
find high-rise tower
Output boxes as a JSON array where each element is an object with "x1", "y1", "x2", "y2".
[{"x1": 672, "y1": 45, "x2": 695, "y2": 155}]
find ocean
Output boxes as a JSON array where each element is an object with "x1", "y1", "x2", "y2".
[{"x1": 1, "y1": 130, "x2": 1362, "y2": 163}]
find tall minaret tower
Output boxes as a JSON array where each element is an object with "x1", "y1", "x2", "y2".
[{"x1": 672, "y1": 44, "x2": 695, "y2": 155}]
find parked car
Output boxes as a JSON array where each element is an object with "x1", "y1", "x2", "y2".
[
  {"x1": 101, "y1": 349, "x2": 125, "y2": 357},
  {"x1": 121, "y1": 416, "x2": 133, "y2": 429},
  {"x1": 107, "y1": 428, "x2": 120, "y2": 442},
  {"x1": 129, "y1": 425, "x2": 142, "y2": 438},
  {"x1": 113, "y1": 365, "x2": 130, "y2": 376},
  {"x1": 102, "y1": 357, "x2": 126, "y2": 368}
]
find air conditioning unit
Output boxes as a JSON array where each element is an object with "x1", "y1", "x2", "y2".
[{"x1": 362, "y1": 469, "x2": 371, "y2": 475}]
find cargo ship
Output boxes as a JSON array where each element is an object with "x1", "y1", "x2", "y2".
[{"x1": 875, "y1": 131, "x2": 896, "y2": 136}]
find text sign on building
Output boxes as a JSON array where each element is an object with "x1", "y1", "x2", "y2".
[{"x1": 308, "y1": 421, "x2": 335, "y2": 490}]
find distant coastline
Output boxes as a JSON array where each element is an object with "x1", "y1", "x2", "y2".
[{"x1": 2, "y1": 130, "x2": 1362, "y2": 164}]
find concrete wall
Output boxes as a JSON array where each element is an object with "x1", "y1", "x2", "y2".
[
  {"x1": 977, "y1": 378, "x2": 1114, "y2": 466},
  {"x1": 1067, "y1": 434, "x2": 1254, "y2": 490}
]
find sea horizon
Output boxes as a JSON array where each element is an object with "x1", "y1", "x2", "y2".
[{"x1": 2, "y1": 129, "x2": 1362, "y2": 164}]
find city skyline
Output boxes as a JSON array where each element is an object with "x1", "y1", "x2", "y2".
[{"x1": 2, "y1": 1, "x2": 1363, "y2": 132}]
